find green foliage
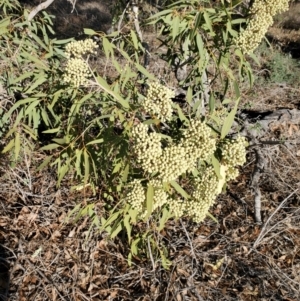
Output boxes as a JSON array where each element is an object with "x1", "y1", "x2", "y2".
[
  {"x1": 255, "y1": 41, "x2": 299, "y2": 84},
  {"x1": 1, "y1": 0, "x2": 258, "y2": 268}
]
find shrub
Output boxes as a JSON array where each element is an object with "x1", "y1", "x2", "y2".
[{"x1": 1, "y1": 0, "x2": 289, "y2": 267}]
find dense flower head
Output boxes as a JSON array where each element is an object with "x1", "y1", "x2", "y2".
[
  {"x1": 167, "y1": 167, "x2": 219, "y2": 223},
  {"x1": 124, "y1": 179, "x2": 169, "y2": 217},
  {"x1": 157, "y1": 145, "x2": 193, "y2": 182},
  {"x1": 64, "y1": 39, "x2": 98, "y2": 87},
  {"x1": 143, "y1": 82, "x2": 175, "y2": 122},
  {"x1": 221, "y1": 136, "x2": 247, "y2": 180},
  {"x1": 131, "y1": 120, "x2": 217, "y2": 181},
  {"x1": 124, "y1": 179, "x2": 145, "y2": 211},
  {"x1": 63, "y1": 58, "x2": 91, "y2": 87},
  {"x1": 131, "y1": 123, "x2": 162, "y2": 173},
  {"x1": 189, "y1": 166, "x2": 219, "y2": 222},
  {"x1": 235, "y1": 0, "x2": 290, "y2": 53},
  {"x1": 128, "y1": 120, "x2": 247, "y2": 223},
  {"x1": 181, "y1": 119, "x2": 216, "y2": 162},
  {"x1": 65, "y1": 39, "x2": 98, "y2": 58}
]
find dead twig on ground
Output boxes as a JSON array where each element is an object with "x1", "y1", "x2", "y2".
[
  {"x1": 252, "y1": 188, "x2": 299, "y2": 249},
  {"x1": 251, "y1": 146, "x2": 266, "y2": 224}
]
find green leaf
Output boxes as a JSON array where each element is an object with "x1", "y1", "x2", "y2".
[
  {"x1": 203, "y1": 11, "x2": 215, "y2": 36},
  {"x1": 40, "y1": 143, "x2": 60, "y2": 151},
  {"x1": 14, "y1": 132, "x2": 21, "y2": 161},
  {"x1": 206, "y1": 211, "x2": 218, "y2": 223},
  {"x1": 84, "y1": 28, "x2": 97, "y2": 35},
  {"x1": 196, "y1": 33, "x2": 205, "y2": 58},
  {"x1": 25, "y1": 76, "x2": 47, "y2": 94},
  {"x1": 53, "y1": 38, "x2": 74, "y2": 44},
  {"x1": 221, "y1": 97, "x2": 240, "y2": 139},
  {"x1": 233, "y1": 81, "x2": 240, "y2": 99},
  {"x1": 209, "y1": 93, "x2": 215, "y2": 114},
  {"x1": 75, "y1": 149, "x2": 83, "y2": 177},
  {"x1": 170, "y1": 181, "x2": 190, "y2": 199},
  {"x1": 37, "y1": 155, "x2": 53, "y2": 171},
  {"x1": 20, "y1": 51, "x2": 48, "y2": 69},
  {"x1": 144, "y1": 184, "x2": 154, "y2": 220},
  {"x1": 128, "y1": 207, "x2": 138, "y2": 224},
  {"x1": 147, "y1": 9, "x2": 173, "y2": 21},
  {"x1": 3, "y1": 98, "x2": 38, "y2": 124},
  {"x1": 172, "y1": 16, "x2": 180, "y2": 40},
  {"x1": 135, "y1": 62, "x2": 156, "y2": 80},
  {"x1": 1, "y1": 138, "x2": 14, "y2": 154},
  {"x1": 123, "y1": 214, "x2": 132, "y2": 242},
  {"x1": 130, "y1": 30, "x2": 139, "y2": 50},
  {"x1": 186, "y1": 86, "x2": 193, "y2": 105},
  {"x1": 217, "y1": 164, "x2": 227, "y2": 194},
  {"x1": 24, "y1": 99, "x2": 40, "y2": 116},
  {"x1": 86, "y1": 139, "x2": 104, "y2": 146},
  {"x1": 83, "y1": 149, "x2": 90, "y2": 185},
  {"x1": 102, "y1": 211, "x2": 120, "y2": 229},
  {"x1": 42, "y1": 128, "x2": 60, "y2": 134},
  {"x1": 158, "y1": 207, "x2": 171, "y2": 231},
  {"x1": 130, "y1": 237, "x2": 141, "y2": 256},
  {"x1": 30, "y1": 32, "x2": 48, "y2": 51},
  {"x1": 103, "y1": 37, "x2": 113, "y2": 58},
  {"x1": 96, "y1": 76, "x2": 129, "y2": 109},
  {"x1": 211, "y1": 155, "x2": 221, "y2": 179},
  {"x1": 122, "y1": 164, "x2": 129, "y2": 183},
  {"x1": 175, "y1": 104, "x2": 189, "y2": 124},
  {"x1": 10, "y1": 72, "x2": 33, "y2": 84},
  {"x1": 110, "y1": 223, "x2": 122, "y2": 239},
  {"x1": 57, "y1": 164, "x2": 69, "y2": 186}
]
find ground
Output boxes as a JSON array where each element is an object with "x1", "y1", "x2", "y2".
[{"x1": 1, "y1": 1, "x2": 300, "y2": 301}]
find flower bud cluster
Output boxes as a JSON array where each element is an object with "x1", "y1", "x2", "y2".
[
  {"x1": 131, "y1": 123, "x2": 162, "y2": 173},
  {"x1": 181, "y1": 119, "x2": 216, "y2": 162},
  {"x1": 167, "y1": 167, "x2": 219, "y2": 222},
  {"x1": 235, "y1": 0, "x2": 289, "y2": 53},
  {"x1": 143, "y1": 82, "x2": 175, "y2": 122},
  {"x1": 65, "y1": 39, "x2": 98, "y2": 58},
  {"x1": 63, "y1": 58, "x2": 91, "y2": 87},
  {"x1": 131, "y1": 120, "x2": 216, "y2": 182},
  {"x1": 189, "y1": 167, "x2": 219, "y2": 222},
  {"x1": 125, "y1": 179, "x2": 170, "y2": 217},
  {"x1": 168, "y1": 199, "x2": 185, "y2": 218},
  {"x1": 221, "y1": 136, "x2": 247, "y2": 180},
  {"x1": 64, "y1": 39, "x2": 98, "y2": 87},
  {"x1": 124, "y1": 179, "x2": 145, "y2": 211}
]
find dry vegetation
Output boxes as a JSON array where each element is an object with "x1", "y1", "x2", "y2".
[{"x1": 1, "y1": 1, "x2": 300, "y2": 301}]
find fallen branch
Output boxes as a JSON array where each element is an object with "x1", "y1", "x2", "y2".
[{"x1": 251, "y1": 146, "x2": 266, "y2": 224}]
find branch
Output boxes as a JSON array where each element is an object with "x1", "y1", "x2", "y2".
[
  {"x1": 251, "y1": 146, "x2": 266, "y2": 224},
  {"x1": 132, "y1": 2, "x2": 143, "y2": 42},
  {"x1": 28, "y1": 0, "x2": 55, "y2": 21}
]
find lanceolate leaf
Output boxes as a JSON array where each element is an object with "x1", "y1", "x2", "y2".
[
  {"x1": 170, "y1": 181, "x2": 190, "y2": 199},
  {"x1": 221, "y1": 97, "x2": 240, "y2": 139},
  {"x1": 144, "y1": 184, "x2": 154, "y2": 220}
]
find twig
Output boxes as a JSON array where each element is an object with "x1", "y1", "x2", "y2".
[
  {"x1": 180, "y1": 219, "x2": 198, "y2": 264},
  {"x1": 25, "y1": 258, "x2": 68, "y2": 301},
  {"x1": 28, "y1": 0, "x2": 55, "y2": 21},
  {"x1": 132, "y1": 2, "x2": 143, "y2": 42},
  {"x1": 164, "y1": 265, "x2": 177, "y2": 301},
  {"x1": 253, "y1": 189, "x2": 298, "y2": 249}
]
